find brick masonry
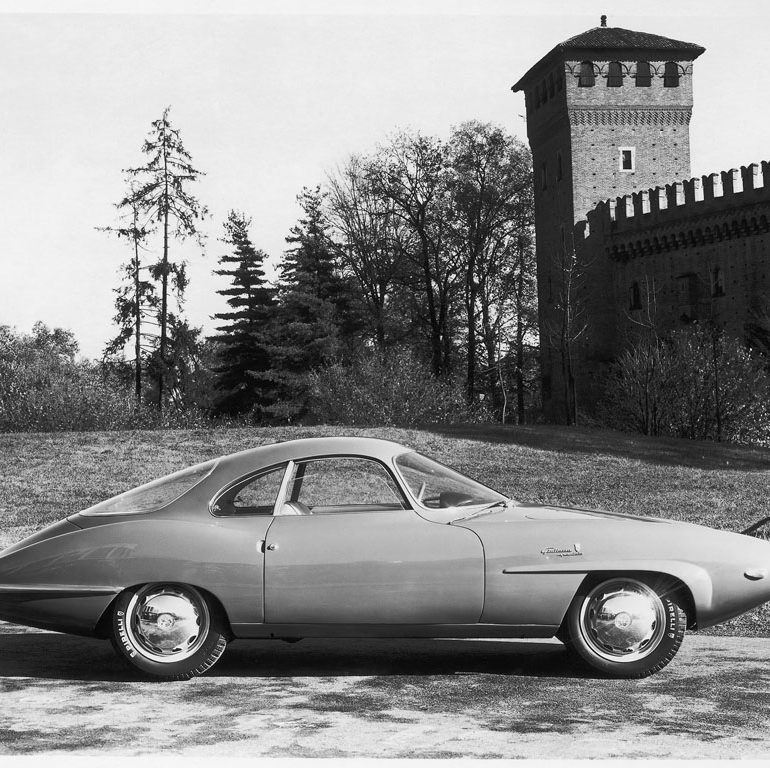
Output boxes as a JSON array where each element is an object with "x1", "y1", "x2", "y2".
[{"x1": 514, "y1": 25, "x2": 770, "y2": 420}]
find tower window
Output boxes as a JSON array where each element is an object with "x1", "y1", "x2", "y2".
[
  {"x1": 619, "y1": 147, "x2": 635, "y2": 172},
  {"x1": 541, "y1": 161, "x2": 548, "y2": 190},
  {"x1": 712, "y1": 267, "x2": 725, "y2": 297},
  {"x1": 578, "y1": 61, "x2": 595, "y2": 87},
  {"x1": 607, "y1": 61, "x2": 624, "y2": 87},
  {"x1": 635, "y1": 61, "x2": 652, "y2": 87},
  {"x1": 629, "y1": 282, "x2": 642, "y2": 311},
  {"x1": 664, "y1": 61, "x2": 680, "y2": 87},
  {"x1": 548, "y1": 73, "x2": 555, "y2": 98},
  {"x1": 557, "y1": 151, "x2": 563, "y2": 181}
]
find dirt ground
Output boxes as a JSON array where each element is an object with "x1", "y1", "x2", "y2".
[{"x1": 0, "y1": 621, "x2": 767, "y2": 758}]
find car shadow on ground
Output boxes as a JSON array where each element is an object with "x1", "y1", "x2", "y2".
[
  {"x1": 0, "y1": 631, "x2": 594, "y2": 682},
  {"x1": 432, "y1": 423, "x2": 770, "y2": 471}
]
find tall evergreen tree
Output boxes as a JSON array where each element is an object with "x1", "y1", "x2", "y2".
[
  {"x1": 121, "y1": 106, "x2": 207, "y2": 408},
  {"x1": 211, "y1": 211, "x2": 276, "y2": 418},
  {"x1": 100, "y1": 189, "x2": 158, "y2": 401},
  {"x1": 268, "y1": 186, "x2": 361, "y2": 420}
]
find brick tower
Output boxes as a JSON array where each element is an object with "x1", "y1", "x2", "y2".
[{"x1": 512, "y1": 17, "x2": 705, "y2": 420}]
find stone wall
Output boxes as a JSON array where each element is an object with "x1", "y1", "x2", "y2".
[{"x1": 570, "y1": 161, "x2": 770, "y2": 409}]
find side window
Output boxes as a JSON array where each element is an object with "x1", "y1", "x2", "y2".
[
  {"x1": 287, "y1": 457, "x2": 406, "y2": 513},
  {"x1": 213, "y1": 465, "x2": 286, "y2": 516}
]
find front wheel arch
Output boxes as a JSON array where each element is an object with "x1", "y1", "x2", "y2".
[{"x1": 558, "y1": 570, "x2": 695, "y2": 634}]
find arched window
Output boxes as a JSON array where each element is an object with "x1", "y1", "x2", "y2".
[
  {"x1": 578, "y1": 61, "x2": 595, "y2": 87},
  {"x1": 548, "y1": 73, "x2": 555, "y2": 98},
  {"x1": 664, "y1": 61, "x2": 680, "y2": 87},
  {"x1": 541, "y1": 78, "x2": 548, "y2": 103},
  {"x1": 635, "y1": 61, "x2": 652, "y2": 87},
  {"x1": 607, "y1": 61, "x2": 623, "y2": 87}
]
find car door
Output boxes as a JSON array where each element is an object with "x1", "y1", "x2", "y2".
[
  {"x1": 207, "y1": 463, "x2": 289, "y2": 625},
  {"x1": 263, "y1": 456, "x2": 484, "y2": 625}
]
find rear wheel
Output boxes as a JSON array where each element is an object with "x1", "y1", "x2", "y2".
[
  {"x1": 563, "y1": 576, "x2": 686, "y2": 678},
  {"x1": 111, "y1": 583, "x2": 227, "y2": 680}
]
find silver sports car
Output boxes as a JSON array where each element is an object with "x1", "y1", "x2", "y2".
[{"x1": 1, "y1": 436, "x2": 768, "y2": 680}]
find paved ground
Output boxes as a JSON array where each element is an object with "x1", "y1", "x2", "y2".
[{"x1": 0, "y1": 622, "x2": 767, "y2": 758}]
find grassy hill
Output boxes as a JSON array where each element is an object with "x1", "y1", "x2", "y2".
[{"x1": 1, "y1": 423, "x2": 768, "y2": 636}]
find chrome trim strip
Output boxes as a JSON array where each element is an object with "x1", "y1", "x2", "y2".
[{"x1": 0, "y1": 584, "x2": 120, "y2": 597}]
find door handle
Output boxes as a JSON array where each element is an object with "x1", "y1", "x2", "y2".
[{"x1": 266, "y1": 543, "x2": 279, "y2": 551}]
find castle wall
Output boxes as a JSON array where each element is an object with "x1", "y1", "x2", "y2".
[{"x1": 576, "y1": 162, "x2": 770, "y2": 397}]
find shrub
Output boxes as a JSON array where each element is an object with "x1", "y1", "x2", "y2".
[
  {"x1": 0, "y1": 323, "x2": 210, "y2": 432},
  {"x1": 601, "y1": 325, "x2": 770, "y2": 445},
  {"x1": 307, "y1": 349, "x2": 492, "y2": 426}
]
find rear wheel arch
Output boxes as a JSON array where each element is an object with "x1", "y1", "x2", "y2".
[{"x1": 94, "y1": 583, "x2": 234, "y2": 640}]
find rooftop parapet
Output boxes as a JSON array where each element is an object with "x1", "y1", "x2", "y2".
[{"x1": 580, "y1": 161, "x2": 770, "y2": 241}]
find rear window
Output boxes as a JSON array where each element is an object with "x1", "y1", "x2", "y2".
[{"x1": 81, "y1": 460, "x2": 217, "y2": 516}]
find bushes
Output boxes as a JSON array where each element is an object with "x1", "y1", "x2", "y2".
[
  {"x1": 308, "y1": 349, "x2": 491, "y2": 427},
  {"x1": 0, "y1": 323, "x2": 209, "y2": 432},
  {"x1": 601, "y1": 325, "x2": 770, "y2": 445}
]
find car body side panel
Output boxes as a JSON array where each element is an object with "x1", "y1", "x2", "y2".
[
  {"x1": 264, "y1": 510, "x2": 484, "y2": 624},
  {"x1": 479, "y1": 572, "x2": 585, "y2": 625},
  {"x1": 0, "y1": 593, "x2": 117, "y2": 636},
  {"x1": 457, "y1": 515, "x2": 770, "y2": 629},
  {"x1": 230, "y1": 622, "x2": 558, "y2": 639},
  {"x1": 0, "y1": 516, "x2": 272, "y2": 633}
]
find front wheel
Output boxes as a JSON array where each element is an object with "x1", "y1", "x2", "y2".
[
  {"x1": 111, "y1": 583, "x2": 228, "y2": 680},
  {"x1": 563, "y1": 576, "x2": 686, "y2": 678}
]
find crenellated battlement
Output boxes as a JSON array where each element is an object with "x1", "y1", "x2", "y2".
[{"x1": 578, "y1": 162, "x2": 770, "y2": 254}]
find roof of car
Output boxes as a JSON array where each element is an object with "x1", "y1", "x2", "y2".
[{"x1": 215, "y1": 436, "x2": 412, "y2": 479}]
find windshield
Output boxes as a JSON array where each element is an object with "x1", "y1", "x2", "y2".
[
  {"x1": 81, "y1": 460, "x2": 217, "y2": 516},
  {"x1": 394, "y1": 452, "x2": 507, "y2": 509}
]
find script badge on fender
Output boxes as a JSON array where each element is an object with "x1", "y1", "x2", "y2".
[{"x1": 540, "y1": 543, "x2": 583, "y2": 557}]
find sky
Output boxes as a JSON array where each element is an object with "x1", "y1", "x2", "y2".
[{"x1": 1, "y1": 0, "x2": 769, "y2": 360}]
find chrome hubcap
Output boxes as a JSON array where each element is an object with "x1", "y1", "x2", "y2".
[
  {"x1": 126, "y1": 585, "x2": 209, "y2": 663},
  {"x1": 579, "y1": 579, "x2": 665, "y2": 663}
]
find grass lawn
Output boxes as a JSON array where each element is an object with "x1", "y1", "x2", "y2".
[{"x1": 1, "y1": 423, "x2": 769, "y2": 636}]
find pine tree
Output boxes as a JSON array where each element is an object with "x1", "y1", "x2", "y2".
[
  {"x1": 100, "y1": 189, "x2": 158, "y2": 401},
  {"x1": 268, "y1": 186, "x2": 362, "y2": 420},
  {"x1": 121, "y1": 106, "x2": 207, "y2": 408},
  {"x1": 211, "y1": 211, "x2": 276, "y2": 418}
]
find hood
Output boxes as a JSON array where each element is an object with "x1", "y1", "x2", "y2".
[{"x1": 452, "y1": 502, "x2": 672, "y2": 525}]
